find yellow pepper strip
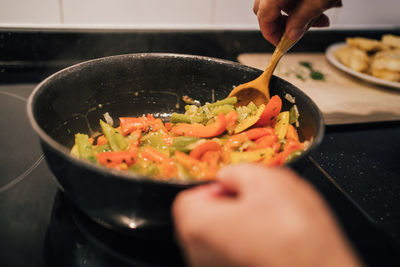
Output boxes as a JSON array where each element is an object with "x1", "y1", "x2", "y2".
[
  {"x1": 230, "y1": 147, "x2": 274, "y2": 164},
  {"x1": 233, "y1": 104, "x2": 265, "y2": 134},
  {"x1": 274, "y1": 111, "x2": 290, "y2": 140}
]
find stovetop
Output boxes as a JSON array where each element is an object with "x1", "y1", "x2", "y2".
[{"x1": 1, "y1": 83, "x2": 400, "y2": 267}]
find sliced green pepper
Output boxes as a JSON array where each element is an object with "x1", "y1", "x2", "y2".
[
  {"x1": 211, "y1": 104, "x2": 235, "y2": 115},
  {"x1": 129, "y1": 161, "x2": 160, "y2": 177},
  {"x1": 170, "y1": 113, "x2": 205, "y2": 124},
  {"x1": 141, "y1": 131, "x2": 167, "y2": 151},
  {"x1": 74, "y1": 133, "x2": 96, "y2": 163},
  {"x1": 206, "y1": 96, "x2": 237, "y2": 108},
  {"x1": 289, "y1": 105, "x2": 299, "y2": 124},
  {"x1": 170, "y1": 136, "x2": 199, "y2": 153},
  {"x1": 93, "y1": 143, "x2": 112, "y2": 153},
  {"x1": 100, "y1": 119, "x2": 128, "y2": 151}
]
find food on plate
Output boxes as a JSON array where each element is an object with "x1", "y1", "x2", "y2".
[
  {"x1": 370, "y1": 69, "x2": 400, "y2": 82},
  {"x1": 334, "y1": 46, "x2": 369, "y2": 72},
  {"x1": 370, "y1": 49, "x2": 400, "y2": 82},
  {"x1": 371, "y1": 49, "x2": 400, "y2": 71},
  {"x1": 71, "y1": 95, "x2": 307, "y2": 181},
  {"x1": 334, "y1": 34, "x2": 400, "y2": 82},
  {"x1": 346, "y1": 37, "x2": 389, "y2": 52},
  {"x1": 382, "y1": 34, "x2": 400, "y2": 49}
]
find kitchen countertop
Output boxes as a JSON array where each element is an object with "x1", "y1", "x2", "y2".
[
  {"x1": 1, "y1": 28, "x2": 400, "y2": 267},
  {"x1": 238, "y1": 53, "x2": 400, "y2": 125}
]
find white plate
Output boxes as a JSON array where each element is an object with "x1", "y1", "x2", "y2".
[{"x1": 325, "y1": 42, "x2": 400, "y2": 89}]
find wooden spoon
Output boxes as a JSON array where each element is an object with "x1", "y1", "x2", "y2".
[{"x1": 228, "y1": 32, "x2": 298, "y2": 106}]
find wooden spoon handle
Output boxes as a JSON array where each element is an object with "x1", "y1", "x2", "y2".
[
  {"x1": 262, "y1": 32, "x2": 297, "y2": 78},
  {"x1": 257, "y1": 32, "x2": 297, "y2": 100}
]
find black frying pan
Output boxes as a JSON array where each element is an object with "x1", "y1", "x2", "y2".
[{"x1": 27, "y1": 53, "x2": 324, "y2": 238}]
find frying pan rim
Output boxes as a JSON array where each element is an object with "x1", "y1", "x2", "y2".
[{"x1": 27, "y1": 52, "x2": 324, "y2": 186}]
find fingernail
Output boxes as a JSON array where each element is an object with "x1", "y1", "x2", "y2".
[{"x1": 288, "y1": 27, "x2": 306, "y2": 41}]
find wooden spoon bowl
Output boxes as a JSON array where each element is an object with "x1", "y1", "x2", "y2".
[{"x1": 229, "y1": 33, "x2": 297, "y2": 106}]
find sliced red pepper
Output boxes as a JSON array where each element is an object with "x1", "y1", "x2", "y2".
[
  {"x1": 96, "y1": 135, "x2": 108, "y2": 146},
  {"x1": 174, "y1": 151, "x2": 215, "y2": 180},
  {"x1": 119, "y1": 114, "x2": 167, "y2": 135},
  {"x1": 189, "y1": 140, "x2": 221, "y2": 159},
  {"x1": 164, "y1": 122, "x2": 172, "y2": 132},
  {"x1": 265, "y1": 153, "x2": 285, "y2": 167},
  {"x1": 200, "y1": 150, "x2": 221, "y2": 170},
  {"x1": 97, "y1": 151, "x2": 136, "y2": 167},
  {"x1": 265, "y1": 139, "x2": 304, "y2": 166},
  {"x1": 127, "y1": 141, "x2": 140, "y2": 155},
  {"x1": 119, "y1": 117, "x2": 149, "y2": 135},
  {"x1": 224, "y1": 133, "x2": 249, "y2": 150},
  {"x1": 141, "y1": 147, "x2": 168, "y2": 163},
  {"x1": 160, "y1": 159, "x2": 178, "y2": 179},
  {"x1": 285, "y1": 124, "x2": 300, "y2": 142},
  {"x1": 283, "y1": 139, "x2": 304, "y2": 152},
  {"x1": 243, "y1": 127, "x2": 275, "y2": 140},
  {"x1": 254, "y1": 95, "x2": 282, "y2": 127},
  {"x1": 149, "y1": 118, "x2": 168, "y2": 133},
  {"x1": 225, "y1": 110, "x2": 238, "y2": 132},
  {"x1": 174, "y1": 151, "x2": 202, "y2": 169},
  {"x1": 171, "y1": 113, "x2": 227, "y2": 138},
  {"x1": 141, "y1": 147, "x2": 177, "y2": 178},
  {"x1": 254, "y1": 134, "x2": 279, "y2": 149},
  {"x1": 146, "y1": 114, "x2": 156, "y2": 120},
  {"x1": 223, "y1": 127, "x2": 274, "y2": 152}
]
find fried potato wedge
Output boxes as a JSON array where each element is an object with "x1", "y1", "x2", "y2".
[
  {"x1": 371, "y1": 69, "x2": 400, "y2": 82},
  {"x1": 334, "y1": 46, "x2": 370, "y2": 72},
  {"x1": 382, "y1": 34, "x2": 400, "y2": 49},
  {"x1": 346, "y1": 37, "x2": 390, "y2": 52},
  {"x1": 371, "y1": 49, "x2": 400, "y2": 72}
]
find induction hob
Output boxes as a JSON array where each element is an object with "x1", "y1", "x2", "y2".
[{"x1": 1, "y1": 83, "x2": 400, "y2": 267}]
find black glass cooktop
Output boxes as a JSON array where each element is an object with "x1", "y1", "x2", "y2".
[{"x1": 1, "y1": 84, "x2": 400, "y2": 267}]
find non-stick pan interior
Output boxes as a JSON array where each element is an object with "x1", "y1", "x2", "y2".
[{"x1": 31, "y1": 53, "x2": 322, "y2": 152}]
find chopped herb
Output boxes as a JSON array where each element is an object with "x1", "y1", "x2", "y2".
[
  {"x1": 296, "y1": 74, "x2": 305, "y2": 81},
  {"x1": 299, "y1": 61, "x2": 325, "y2": 81},
  {"x1": 299, "y1": 61, "x2": 312, "y2": 69},
  {"x1": 310, "y1": 71, "x2": 324, "y2": 80}
]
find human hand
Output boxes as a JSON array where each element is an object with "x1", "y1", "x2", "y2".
[
  {"x1": 253, "y1": 0, "x2": 342, "y2": 45},
  {"x1": 172, "y1": 164, "x2": 362, "y2": 267}
]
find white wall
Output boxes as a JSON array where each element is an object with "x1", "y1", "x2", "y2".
[{"x1": 0, "y1": 0, "x2": 399, "y2": 29}]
